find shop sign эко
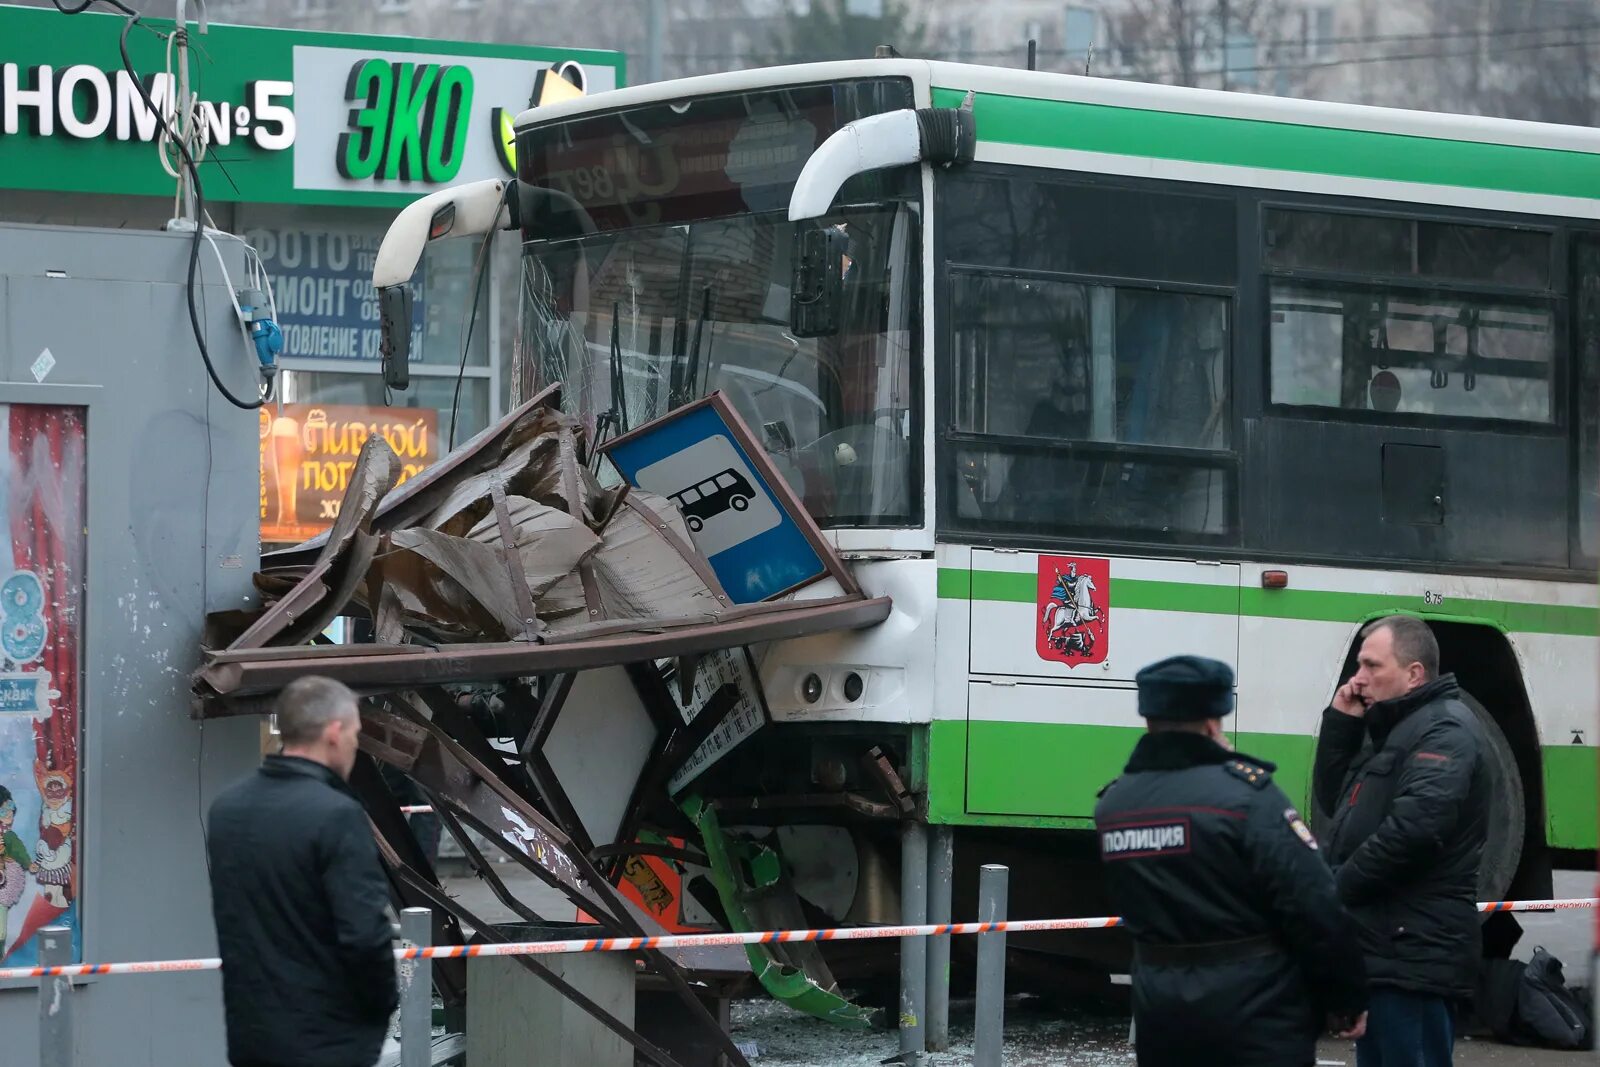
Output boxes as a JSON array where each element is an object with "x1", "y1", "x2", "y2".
[{"x1": 0, "y1": 5, "x2": 623, "y2": 207}]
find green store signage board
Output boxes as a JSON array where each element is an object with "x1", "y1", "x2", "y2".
[{"x1": 0, "y1": 3, "x2": 625, "y2": 207}]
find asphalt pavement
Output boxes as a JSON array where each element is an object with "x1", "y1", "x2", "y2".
[{"x1": 437, "y1": 864, "x2": 1600, "y2": 1064}]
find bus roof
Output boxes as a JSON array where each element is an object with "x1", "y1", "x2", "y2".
[
  {"x1": 519, "y1": 57, "x2": 1600, "y2": 154},
  {"x1": 515, "y1": 58, "x2": 1600, "y2": 216}
]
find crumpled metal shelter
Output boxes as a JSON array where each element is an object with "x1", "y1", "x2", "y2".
[{"x1": 192, "y1": 384, "x2": 892, "y2": 1066}]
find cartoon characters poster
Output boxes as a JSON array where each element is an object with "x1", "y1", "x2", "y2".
[{"x1": 0, "y1": 404, "x2": 84, "y2": 966}]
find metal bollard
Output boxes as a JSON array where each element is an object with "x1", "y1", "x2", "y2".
[
  {"x1": 974, "y1": 864, "x2": 1008, "y2": 1067},
  {"x1": 899, "y1": 821, "x2": 928, "y2": 1066},
  {"x1": 399, "y1": 907, "x2": 432, "y2": 1067},
  {"x1": 926, "y1": 825, "x2": 954, "y2": 1052},
  {"x1": 37, "y1": 925, "x2": 73, "y2": 1067}
]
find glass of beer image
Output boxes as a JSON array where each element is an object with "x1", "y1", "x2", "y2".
[{"x1": 269, "y1": 414, "x2": 303, "y2": 525}]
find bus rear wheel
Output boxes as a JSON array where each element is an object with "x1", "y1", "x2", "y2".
[{"x1": 1461, "y1": 690, "x2": 1524, "y2": 906}]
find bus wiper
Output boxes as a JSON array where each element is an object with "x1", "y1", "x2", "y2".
[
  {"x1": 683, "y1": 284, "x2": 715, "y2": 406},
  {"x1": 610, "y1": 301, "x2": 629, "y2": 432},
  {"x1": 591, "y1": 303, "x2": 628, "y2": 470}
]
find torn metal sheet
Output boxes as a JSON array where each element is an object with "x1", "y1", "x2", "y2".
[
  {"x1": 562, "y1": 491, "x2": 726, "y2": 632},
  {"x1": 262, "y1": 383, "x2": 566, "y2": 565},
  {"x1": 227, "y1": 563, "x2": 330, "y2": 651},
  {"x1": 191, "y1": 382, "x2": 888, "y2": 1060},
  {"x1": 196, "y1": 383, "x2": 887, "y2": 713},
  {"x1": 385, "y1": 527, "x2": 535, "y2": 640},
  {"x1": 195, "y1": 594, "x2": 890, "y2": 705}
]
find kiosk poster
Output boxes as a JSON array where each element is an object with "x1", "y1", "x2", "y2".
[
  {"x1": 0, "y1": 404, "x2": 84, "y2": 966},
  {"x1": 261, "y1": 404, "x2": 439, "y2": 544}
]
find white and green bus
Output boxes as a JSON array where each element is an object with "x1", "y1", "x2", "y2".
[{"x1": 376, "y1": 56, "x2": 1600, "y2": 1011}]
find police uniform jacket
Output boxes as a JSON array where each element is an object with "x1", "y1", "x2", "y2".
[
  {"x1": 1312, "y1": 674, "x2": 1489, "y2": 1000},
  {"x1": 1096, "y1": 731, "x2": 1368, "y2": 1067}
]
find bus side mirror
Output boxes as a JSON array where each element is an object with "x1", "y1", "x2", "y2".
[
  {"x1": 378, "y1": 284, "x2": 412, "y2": 390},
  {"x1": 791, "y1": 225, "x2": 847, "y2": 338}
]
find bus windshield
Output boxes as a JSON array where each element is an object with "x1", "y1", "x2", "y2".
[{"x1": 515, "y1": 79, "x2": 920, "y2": 529}]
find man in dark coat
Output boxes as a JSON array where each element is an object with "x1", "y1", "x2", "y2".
[
  {"x1": 1314, "y1": 615, "x2": 1489, "y2": 1067},
  {"x1": 207, "y1": 675, "x2": 399, "y2": 1067},
  {"x1": 1096, "y1": 654, "x2": 1369, "y2": 1067}
]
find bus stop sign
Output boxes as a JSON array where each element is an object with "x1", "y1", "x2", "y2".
[{"x1": 602, "y1": 392, "x2": 851, "y2": 604}]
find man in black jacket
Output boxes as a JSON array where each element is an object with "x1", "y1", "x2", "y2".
[
  {"x1": 207, "y1": 675, "x2": 399, "y2": 1067},
  {"x1": 1096, "y1": 655, "x2": 1369, "y2": 1066},
  {"x1": 1314, "y1": 615, "x2": 1489, "y2": 1067}
]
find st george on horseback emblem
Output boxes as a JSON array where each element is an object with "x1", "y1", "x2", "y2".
[{"x1": 1036, "y1": 555, "x2": 1110, "y2": 665}]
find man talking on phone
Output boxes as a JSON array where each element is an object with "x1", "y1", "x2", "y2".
[{"x1": 1314, "y1": 615, "x2": 1488, "y2": 1067}]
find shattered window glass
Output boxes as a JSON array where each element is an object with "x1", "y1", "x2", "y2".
[{"x1": 521, "y1": 202, "x2": 918, "y2": 528}]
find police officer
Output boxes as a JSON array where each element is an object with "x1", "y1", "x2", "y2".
[{"x1": 1096, "y1": 655, "x2": 1369, "y2": 1067}]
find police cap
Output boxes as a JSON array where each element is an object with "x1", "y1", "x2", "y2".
[{"x1": 1135, "y1": 655, "x2": 1235, "y2": 721}]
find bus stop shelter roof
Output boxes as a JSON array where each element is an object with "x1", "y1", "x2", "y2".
[
  {"x1": 192, "y1": 382, "x2": 889, "y2": 715},
  {"x1": 194, "y1": 593, "x2": 889, "y2": 712}
]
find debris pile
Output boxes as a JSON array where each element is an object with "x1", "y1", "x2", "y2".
[{"x1": 191, "y1": 385, "x2": 893, "y2": 1067}]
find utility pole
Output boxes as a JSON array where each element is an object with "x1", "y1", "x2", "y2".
[
  {"x1": 646, "y1": 0, "x2": 665, "y2": 83},
  {"x1": 1172, "y1": 0, "x2": 1195, "y2": 87},
  {"x1": 1218, "y1": 0, "x2": 1230, "y2": 91},
  {"x1": 1578, "y1": 16, "x2": 1594, "y2": 127}
]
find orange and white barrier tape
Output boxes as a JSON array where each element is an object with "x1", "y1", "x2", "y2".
[
  {"x1": 1478, "y1": 897, "x2": 1600, "y2": 913},
  {"x1": 2, "y1": 897, "x2": 1593, "y2": 981},
  {"x1": 0, "y1": 956, "x2": 224, "y2": 979}
]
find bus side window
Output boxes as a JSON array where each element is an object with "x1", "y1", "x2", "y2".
[
  {"x1": 948, "y1": 270, "x2": 1233, "y2": 540},
  {"x1": 1575, "y1": 236, "x2": 1600, "y2": 562}
]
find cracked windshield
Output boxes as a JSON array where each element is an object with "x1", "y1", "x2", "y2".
[{"x1": 516, "y1": 81, "x2": 919, "y2": 527}]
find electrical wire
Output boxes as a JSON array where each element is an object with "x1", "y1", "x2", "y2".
[
  {"x1": 204, "y1": 215, "x2": 279, "y2": 323},
  {"x1": 675, "y1": 19, "x2": 1600, "y2": 73},
  {"x1": 52, "y1": 0, "x2": 269, "y2": 410},
  {"x1": 931, "y1": 18, "x2": 1600, "y2": 62},
  {"x1": 47, "y1": 2, "x2": 246, "y2": 872},
  {"x1": 1198, "y1": 29, "x2": 1600, "y2": 79}
]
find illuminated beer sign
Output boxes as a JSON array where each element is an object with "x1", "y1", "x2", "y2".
[{"x1": 259, "y1": 404, "x2": 438, "y2": 544}]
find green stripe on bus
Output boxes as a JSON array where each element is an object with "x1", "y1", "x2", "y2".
[
  {"x1": 944, "y1": 567, "x2": 1599, "y2": 636},
  {"x1": 936, "y1": 565, "x2": 970, "y2": 600},
  {"x1": 970, "y1": 568, "x2": 1239, "y2": 615},
  {"x1": 931, "y1": 719, "x2": 1598, "y2": 848},
  {"x1": 930, "y1": 87, "x2": 1600, "y2": 203},
  {"x1": 1238, "y1": 586, "x2": 1597, "y2": 634}
]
